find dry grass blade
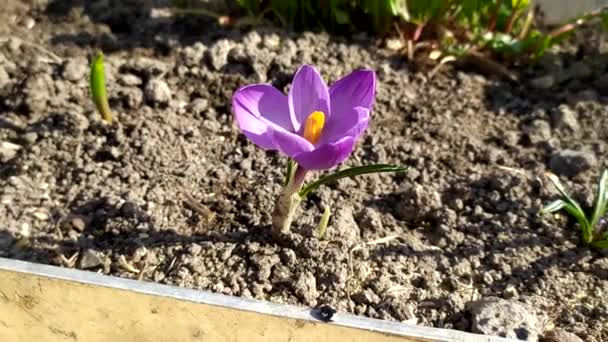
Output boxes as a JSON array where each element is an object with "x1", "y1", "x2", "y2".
[
  {"x1": 365, "y1": 235, "x2": 400, "y2": 246},
  {"x1": 181, "y1": 191, "x2": 217, "y2": 224},
  {"x1": 429, "y1": 55, "x2": 457, "y2": 78},
  {"x1": 118, "y1": 255, "x2": 140, "y2": 274}
]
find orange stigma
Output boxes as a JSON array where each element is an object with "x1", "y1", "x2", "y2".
[{"x1": 303, "y1": 111, "x2": 325, "y2": 144}]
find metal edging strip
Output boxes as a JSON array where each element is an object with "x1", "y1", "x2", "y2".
[{"x1": 0, "y1": 257, "x2": 516, "y2": 342}]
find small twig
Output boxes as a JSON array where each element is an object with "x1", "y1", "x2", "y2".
[
  {"x1": 546, "y1": 6, "x2": 608, "y2": 40},
  {"x1": 166, "y1": 256, "x2": 177, "y2": 273},
  {"x1": 407, "y1": 40, "x2": 414, "y2": 61},
  {"x1": 517, "y1": 7, "x2": 535, "y2": 40},
  {"x1": 57, "y1": 252, "x2": 79, "y2": 268},
  {"x1": 495, "y1": 165, "x2": 530, "y2": 178},
  {"x1": 137, "y1": 259, "x2": 151, "y2": 281},
  {"x1": 429, "y1": 55, "x2": 456, "y2": 78},
  {"x1": 364, "y1": 235, "x2": 400, "y2": 246},
  {"x1": 392, "y1": 22, "x2": 411, "y2": 60},
  {"x1": 118, "y1": 255, "x2": 140, "y2": 274},
  {"x1": 172, "y1": 6, "x2": 266, "y2": 28},
  {"x1": 181, "y1": 191, "x2": 216, "y2": 223},
  {"x1": 462, "y1": 50, "x2": 518, "y2": 82},
  {"x1": 496, "y1": 165, "x2": 543, "y2": 187}
]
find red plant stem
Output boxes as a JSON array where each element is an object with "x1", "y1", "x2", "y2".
[
  {"x1": 487, "y1": 0, "x2": 503, "y2": 32},
  {"x1": 289, "y1": 166, "x2": 307, "y2": 193},
  {"x1": 505, "y1": 0, "x2": 522, "y2": 33},
  {"x1": 548, "y1": 23, "x2": 577, "y2": 39},
  {"x1": 412, "y1": 23, "x2": 425, "y2": 42},
  {"x1": 547, "y1": 6, "x2": 607, "y2": 40}
]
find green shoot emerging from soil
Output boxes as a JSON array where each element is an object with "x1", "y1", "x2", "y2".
[
  {"x1": 539, "y1": 170, "x2": 608, "y2": 249},
  {"x1": 90, "y1": 51, "x2": 112, "y2": 123}
]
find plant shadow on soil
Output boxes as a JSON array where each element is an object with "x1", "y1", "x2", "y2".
[
  {"x1": 1, "y1": 196, "x2": 279, "y2": 267},
  {"x1": 364, "y1": 171, "x2": 595, "y2": 295}
]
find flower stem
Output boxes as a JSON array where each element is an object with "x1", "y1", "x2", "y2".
[{"x1": 272, "y1": 165, "x2": 307, "y2": 238}]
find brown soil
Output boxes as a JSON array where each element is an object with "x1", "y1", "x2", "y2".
[{"x1": 1, "y1": 1, "x2": 607, "y2": 341}]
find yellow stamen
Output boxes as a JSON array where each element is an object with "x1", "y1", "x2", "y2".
[{"x1": 303, "y1": 111, "x2": 325, "y2": 144}]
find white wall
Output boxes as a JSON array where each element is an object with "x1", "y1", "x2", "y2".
[{"x1": 535, "y1": 0, "x2": 608, "y2": 24}]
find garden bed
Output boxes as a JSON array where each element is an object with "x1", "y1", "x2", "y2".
[{"x1": 1, "y1": 1, "x2": 607, "y2": 341}]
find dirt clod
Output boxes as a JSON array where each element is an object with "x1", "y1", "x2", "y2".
[
  {"x1": 549, "y1": 149, "x2": 597, "y2": 177},
  {"x1": 144, "y1": 78, "x2": 172, "y2": 106},
  {"x1": 468, "y1": 297, "x2": 547, "y2": 342},
  {"x1": 79, "y1": 249, "x2": 103, "y2": 269},
  {"x1": 542, "y1": 329, "x2": 584, "y2": 342}
]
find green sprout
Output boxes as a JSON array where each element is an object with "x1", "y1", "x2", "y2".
[
  {"x1": 316, "y1": 205, "x2": 331, "y2": 240},
  {"x1": 539, "y1": 170, "x2": 608, "y2": 249},
  {"x1": 90, "y1": 51, "x2": 113, "y2": 123}
]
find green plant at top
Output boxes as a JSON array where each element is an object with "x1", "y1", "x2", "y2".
[
  {"x1": 539, "y1": 170, "x2": 608, "y2": 249},
  {"x1": 235, "y1": 0, "x2": 403, "y2": 34},
  {"x1": 231, "y1": 0, "x2": 608, "y2": 65}
]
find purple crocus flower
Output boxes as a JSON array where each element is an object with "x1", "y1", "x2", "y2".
[{"x1": 232, "y1": 65, "x2": 376, "y2": 170}]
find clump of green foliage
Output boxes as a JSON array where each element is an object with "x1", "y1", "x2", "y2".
[
  {"x1": 539, "y1": 170, "x2": 608, "y2": 249},
  {"x1": 236, "y1": 0, "x2": 400, "y2": 34},
  {"x1": 234, "y1": 0, "x2": 608, "y2": 62}
]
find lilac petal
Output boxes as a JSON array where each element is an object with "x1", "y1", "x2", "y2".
[
  {"x1": 272, "y1": 127, "x2": 314, "y2": 157},
  {"x1": 293, "y1": 136, "x2": 355, "y2": 170},
  {"x1": 232, "y1": 84, "x2": 292, "y2": 150},
  {"x1": 329, "y1": 69, "x2": 376, "y2": 121},
  {"x1": 318, "y1": 107, "x2": 369, "y2": 146},
  {"x1": 288, "y1": 65, "x2": 331, "y2": 132}
]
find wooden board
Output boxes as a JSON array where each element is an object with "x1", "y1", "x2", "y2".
[{"x1": 0, "y1": 258, "x2": 514, "y2": 342}]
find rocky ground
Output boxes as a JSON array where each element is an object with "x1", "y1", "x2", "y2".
[{"x1": 1, "y1": 1, "x2": 607, "y2": 341}]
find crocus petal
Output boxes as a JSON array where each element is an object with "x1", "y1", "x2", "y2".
[
  {"x1": 233, "y1": 84, "x2": 292, "y2": 150},
  {"x1": 293, "y1": 136, "x2": 355, "y2": 170},
  {"x1": 329, "y1": 69, "x2": 375, "y2": 121},
  {"x1": 319, "y1": 107, "x2": 369, "y2": 146},
  {"x1": 272, "y1": 127, "x2": 314, "y2": 157},
  {"x1": 288, "y1": 65, "x2": 331, "y2": 132}
]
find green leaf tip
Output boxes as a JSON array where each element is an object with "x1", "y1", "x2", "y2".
[
  {"x1": 539, "y1": 199, "x2": 566, "y2": 215},
  {"x1": 316, "y1": 205, "x2": 331, "y2": 240},
  {"x1": 540, "y1": 170, "x2": 608, "y2": 246},
  {"x1": 299, "y1": 164, "x2": 407, "y2": 199},
  {"x1": 90, "y1": 50, "x2": 113, "y2": 123}
]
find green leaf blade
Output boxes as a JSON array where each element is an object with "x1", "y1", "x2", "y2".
[
  {"x1": 590, "y1": 169, "x2": 608, "y2": 233},
  {"x1": 560, "y1": 202, "x2": 592, "y2": 243},
  {"x1": 545, "y1": 172, "x2": 587, "y2": 220},
  {"x1": 317, "y1": 205, "x2": 331, "y2": 240},
  {"x1": 539, "y1": 199, "x2": 566, "y2": 215},
  {"x1": 299, "y1": 164, "x2": 407, "y2": 198},
  {"x1": 590, "y1": 239, "x2": 608, "y2": 249}
]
